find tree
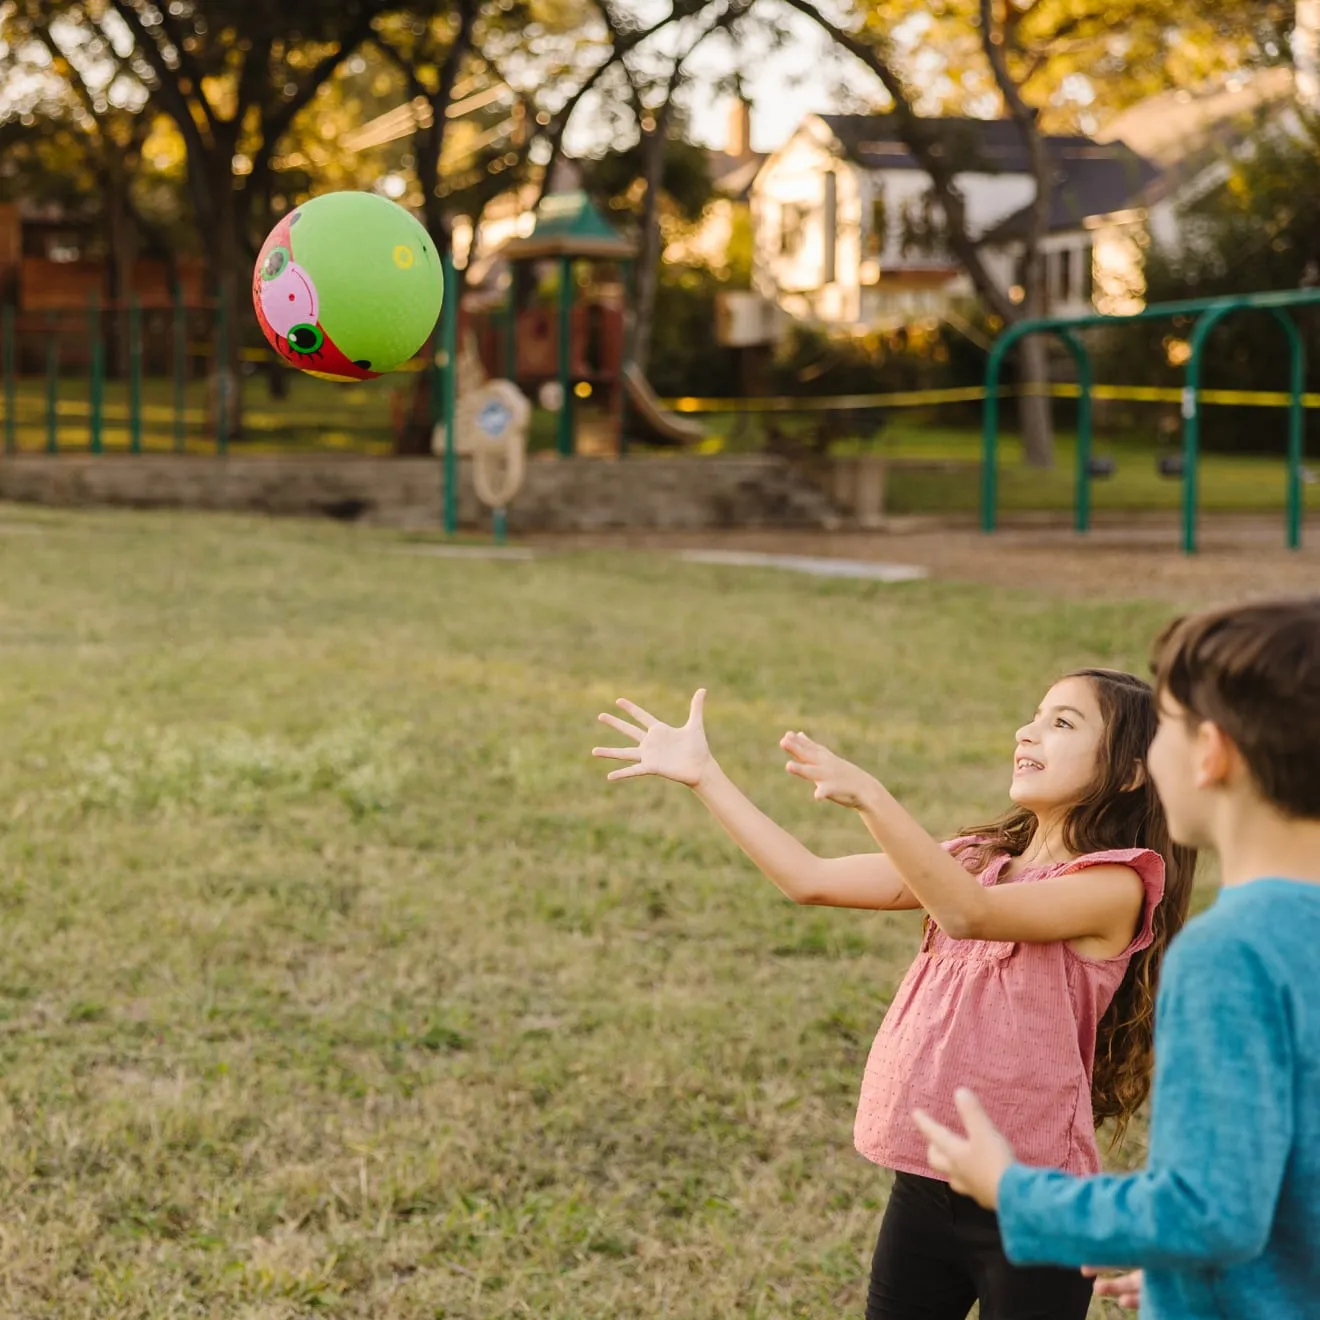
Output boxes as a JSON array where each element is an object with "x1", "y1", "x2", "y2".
[
  {"x1": 1, "y1": 4, "x2": 191, "y2": 372},
  {"x1": 22, "y1": 1, "x2": 394, "y2": 440},
  {"x1": 1100, "y1": 113, "x2": 1320, "y2": 455},
  {"x1": 535, "y1": 0, "x2": 788, "y2": 371},
  {"x1": 779, "y1": 0, "x2": 1294, "y2": 466}
]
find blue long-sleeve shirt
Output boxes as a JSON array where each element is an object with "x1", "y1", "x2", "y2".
[{"x1": 997, "y1": 879, "x2": 1320, "y2": 1320}]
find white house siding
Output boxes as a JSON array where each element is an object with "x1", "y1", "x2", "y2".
[
  {"x1": 1087, "y1": 216, "x2": 1147, "y2": 315},
  {"x1": 751, "y1": 116, "x2": 1149, "y2": 329},
  {"x1": 752, "y1": 123, "x2": 865, "y2": 322}
]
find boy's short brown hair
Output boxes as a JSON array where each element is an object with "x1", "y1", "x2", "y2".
[{"x1": 1152, "y1": 597, "x2": 1320, "y2": 819}]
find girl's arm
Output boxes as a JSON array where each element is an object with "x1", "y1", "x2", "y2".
[
  {"x1": 781, "y1": 731, "x2": 1145, "y2": 946},
  {"x1": 593, "y1": 690, "x2": 920, "y2": 911}
]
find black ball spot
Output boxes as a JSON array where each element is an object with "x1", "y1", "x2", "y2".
[{"x1": 353, "y1": 359, "x2": 371, "y2": 369}]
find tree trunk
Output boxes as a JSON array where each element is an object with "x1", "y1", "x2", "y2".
[
  {"x1": 631, "y1": 123, "x2": 666, "y2": 372},
  {"x1": 210, "y1": 179, "x2": 244, "y2": 446},
  {"x1": 104, "y1": 175, "x2": 137, "y2": 379},
  {"x1": 1017, "y1": 331, "x2": 1054, "y2": 468}
]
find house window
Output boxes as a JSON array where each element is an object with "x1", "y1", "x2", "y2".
[
  {"x1": 1080, "y1": 245, "x2": 1094, "y2": 305},
  {"x1": 1056, "y1": 247, "x2": 1074, "y2": 303},
  {"x1": 865, "y1": 194, "x2": 887, "y2": 257},
  {"x1": 780, "y1": 203, "x2": 807, "y2": 258}
]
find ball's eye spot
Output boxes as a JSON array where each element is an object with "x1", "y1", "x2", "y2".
[
  {"x1": 353, "y1": 360, "x2": 371, "y2": 369},
  {"x1": 261, "y1": 245, "x2": 291, "y2": 281},
  {"x1": 287, "y1": 323, "x2": 324, "y2": 354},
  {"x1": 393, "y1": 244, "x2": 415, "y2": 269}
]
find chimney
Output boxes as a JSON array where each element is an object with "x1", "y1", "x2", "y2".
[
  {"x1": 727, "y1": 97, "x2": 752, "y2": 159},
  {"x1": 1298, "y1": 0, "x2": 1320, "y2": 109}
]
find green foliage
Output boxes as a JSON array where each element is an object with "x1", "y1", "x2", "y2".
[
  {"x1": 646, "y1": 261, "x2": 739, "y2": 397},
  {"x1": 580, "y1": 133, "x2": 717, "y2": 225},
  {"x1": 1097, "y1": 116, "x2": 1320, "y2": 454},
  {"x1": 847, "y1": 0, "x2": 1289, "y2": 130},
  {"x1": 767, "y1": 317, "x2": 985, "y2": 400}
]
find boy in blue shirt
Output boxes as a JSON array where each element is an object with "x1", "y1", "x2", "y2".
[{"x1": 914, "y1": 597, "x2": 1320, "y2": 1319}]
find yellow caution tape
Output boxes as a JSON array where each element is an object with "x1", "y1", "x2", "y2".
[{"x1": 665, "y1": 384, "x2": 1320, "y2": 412}]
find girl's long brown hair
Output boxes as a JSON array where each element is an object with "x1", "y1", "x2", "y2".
[{"x1": 956, "y1": 669, "x2": 1197, "y2": 1141}]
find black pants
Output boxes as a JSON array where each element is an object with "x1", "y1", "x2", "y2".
[{"x1": 867, "y1": 1172, "x2": 1094, "y2": 1320}]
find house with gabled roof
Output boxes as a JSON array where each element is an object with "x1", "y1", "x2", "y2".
[{"x1": 749, "y1": 112, "x2": 1155, "y2": 330}]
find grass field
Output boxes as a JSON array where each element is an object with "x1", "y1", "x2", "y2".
[{"x1": 0, "y1": 507, "x2": 1212, "y2": 1317}]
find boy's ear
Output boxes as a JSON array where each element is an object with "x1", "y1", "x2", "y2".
[{"x1": 1194, "y1": 721, "x2": 1236, "y2": 789}]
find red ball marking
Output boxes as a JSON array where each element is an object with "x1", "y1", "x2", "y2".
[{"x1": 288, "y1": 294, "x2": 295, "y2": 301}]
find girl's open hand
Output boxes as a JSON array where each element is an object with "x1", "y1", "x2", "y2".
[
  {"x1": 781, "y1": 730, "x2": 879, "y2": 810},
  {"x1": 593, "y1": 689, "x2": 713, "y2": 788}
]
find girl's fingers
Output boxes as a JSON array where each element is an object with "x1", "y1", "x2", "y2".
[
  {"x1": 597, "y1": 712, "x2": 644, "y2": 741},
  {"x1": 616, "y1": 698, "x2": 657, "y2": 729},
  {"x1": 605, "y1": 764, "x2": 650, "y2": 781},
  {"x1": 592, "y1": 746, "x2": 641, "y2": 762}
]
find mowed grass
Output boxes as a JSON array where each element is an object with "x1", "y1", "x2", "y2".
[{"x1": 0, "y1": 508, "x2": 1204, "y2": 1318}]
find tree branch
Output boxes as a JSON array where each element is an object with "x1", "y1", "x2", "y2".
[
  {"x1": 780, "y1": 0, "x2": 1016, "y2": 322},
  {"x1": 106, "y1": 0, "x2": 216, "y2": 219},
  {"x1": 979, "y1": 0, "x2": 1048, "y2": 314},
  {"x1": 533, "y1": 3, "x2": 686, "y2": 206},
  {"x1": 151, "y1": 1, "x2": 220, "y2": 139},
  {"x1": 249, "y1": 10, "x2": 381, "y2": 198}
]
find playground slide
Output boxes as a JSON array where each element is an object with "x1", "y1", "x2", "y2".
[{"x1": 623, "y1": 363, "x2": 704, "y2": 446}]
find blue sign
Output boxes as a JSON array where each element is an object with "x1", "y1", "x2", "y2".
[{"x1": 478, "y1": 398, "x2": 512, "y2": 438}]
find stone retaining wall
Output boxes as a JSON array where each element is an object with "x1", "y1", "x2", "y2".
[{"x1": 0, "y1": 452, "x2": 921, "y2": 532}]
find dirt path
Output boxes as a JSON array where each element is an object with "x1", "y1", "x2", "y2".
[{"x1": 524, "y1": 514, "x2": 1320, "y2": 605}]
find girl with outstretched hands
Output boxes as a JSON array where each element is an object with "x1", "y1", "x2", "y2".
[{"x1": 594, "y1": 673, "x2": 1194, "y2": 1320}]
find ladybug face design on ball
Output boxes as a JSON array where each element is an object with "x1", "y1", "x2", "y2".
[{"x1": 252, "y1": 209, "x2": 377, "y2": 381}]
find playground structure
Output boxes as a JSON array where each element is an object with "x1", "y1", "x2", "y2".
[
  {"x1": 982, "y1": 288, "x2": 1320, "y2": 553},
  {"x1": 464, "y1": 191, "x2": 701, "y2": 456}
]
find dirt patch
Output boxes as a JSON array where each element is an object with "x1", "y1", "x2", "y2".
[{"x1": 523, "y1": 513, "x2": 1320, "y2": 606}]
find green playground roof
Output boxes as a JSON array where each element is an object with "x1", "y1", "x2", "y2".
[{"x1": 502, "y1": 191, "x2": 637, "y2": 261}]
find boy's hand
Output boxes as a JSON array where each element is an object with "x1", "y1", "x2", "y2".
[
  {"x1": 780, "y1": 730, "x2": 879, "y2": 809},
  {"x1": 593, "y1": 689, "x2": 714, "y2": 789},
  {"x1": 912, "y1": 1089, "x2": 1016, "y2": 1210},
  {"x1": 1083, "y1": 1268, "x2": 1142, "y2": 1310}
]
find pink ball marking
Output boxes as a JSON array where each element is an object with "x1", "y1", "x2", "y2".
[{"x1": 260, "y1": 262, "x2": 318, "y2": 337}]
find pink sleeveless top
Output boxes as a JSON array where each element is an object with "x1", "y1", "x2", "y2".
[{"x1": 854, "y1": 839, "x2": 1166, "y2": 1180}]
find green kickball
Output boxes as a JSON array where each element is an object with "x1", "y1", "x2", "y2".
[{"x1": 253, "y1": 191, "x2": 444, "y2": 380}]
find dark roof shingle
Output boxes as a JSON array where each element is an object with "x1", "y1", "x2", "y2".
[{"x1": 815, "y1": 113, "x2": 1157, "y2": 235}]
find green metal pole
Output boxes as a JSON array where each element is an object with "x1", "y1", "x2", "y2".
[
  {"x1": 493, "y1": 507, "x2": 507, "y2": 545},
  {"x1": 45, "y1": 314, "x2": 58, "y2": 454},
  {"x1": 441, "y1": 249, "x2": 458, "y2": 535},
  {"x1": 556, "y1": 255, "x2": 574, "y2": 457},
  {"x1": 618, "y1": 257, "x2": 634, "y2": 460},
  {"x1": 173, "y1": 283, "x2": 186, "y2": 452},
  {"x1": 1181, "y1": 304, "x2": 1235, "y2": 555},
  {"x1": 2, "y1": 305, "x2": 14, "y2": 455},
  {"x1": 1181, "y1": 377, "x2": 1200, "y2": 556},
  {"x1": 129, "y1": 294, "x2": 143, "y2": 454},
  {"x1": 503, "y1": 273, "x2": 517, "y2": 380},
  {"x1": 215, "y1": 284, "x2": 227, "y2": 456},
  {"x1": 88, "y1": 290, "x2": 103, "y2": 454},
  {"x1": 980, "y1": 334, "x2": 1012, "y2": 533},
  {"x1": 1280, "y1": 312, "x2": 1306, "y2": 551},
  {"x1": 1062, "y1": 330, "x2": 1095, "y2": 535}
]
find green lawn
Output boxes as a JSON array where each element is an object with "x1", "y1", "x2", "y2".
[{"x1": 0, "y1": 506, "x2": 1207, "y2": 1316}]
